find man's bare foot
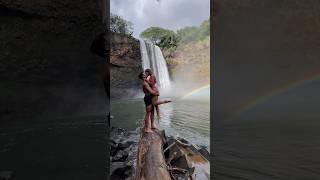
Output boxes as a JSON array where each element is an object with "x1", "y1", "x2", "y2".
[{"x1": 144, "y1": 128, "x2": 153, "y2": 133}]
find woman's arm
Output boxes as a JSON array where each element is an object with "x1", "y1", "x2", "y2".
[
  {"x1": 146, "y1": 75, "x2": 151, "y2": 83},
  {"x1": 144, "y1": 82, "x2": 159, "y2": 96}
]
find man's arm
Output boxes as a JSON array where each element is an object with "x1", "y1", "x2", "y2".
[{"x1": 144, "y1": 82, "x2": 159, "y2": 96}]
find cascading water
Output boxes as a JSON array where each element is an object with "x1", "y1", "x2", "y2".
[{"x1": 139, "y1": 39, "x2": 171, "y2": 90}]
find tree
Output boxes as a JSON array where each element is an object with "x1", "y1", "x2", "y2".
[
  {"x1": 110, "y1": 13, "x2": 133, "y2": 35},
  {"x1": 176, "y1": 17, "x2": 210, "y2": 44},
  {"x1": 177, "y1": 26, "x2": 199, "y2": 44},
  {"x1": 140, "y1": 27, "x2": 179, "y2": 49},
  {"x1": 198, "y1": 18, "x2": 210, "y2": 40}
]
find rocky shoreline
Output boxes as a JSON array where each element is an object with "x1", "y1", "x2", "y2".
[
  {"x1": 110, "y1": 127, "x2": 139, "y2": 180},
  {"x1": 110, "y1": 127, "x2": 210, "y2": 180}
]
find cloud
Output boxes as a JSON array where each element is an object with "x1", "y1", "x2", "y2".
[{"x1": 110, "y1": 0, "x2": 210, "y2": 37}]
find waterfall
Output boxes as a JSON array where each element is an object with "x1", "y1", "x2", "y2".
[{"x1": 139, "y1": 39, "x2": 171, "y2": 90}]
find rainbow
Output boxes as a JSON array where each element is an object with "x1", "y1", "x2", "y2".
[
  {"x1": 230, "y1": 73, "x2": 320, "y2": 119},
  {"x1": 183, "y1": 84, "x2": 210, "y2": 98}
]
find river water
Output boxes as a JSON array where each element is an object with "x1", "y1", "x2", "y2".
[
  {"x1": 213, "y1": 80, "x2": 320, "y2": 179},
  {"x1": 0, "y1": 114, "x2": 106, "y2": 179},
  {"x1": 111, "y1": 96, "x2": 210, "y2": 149}
]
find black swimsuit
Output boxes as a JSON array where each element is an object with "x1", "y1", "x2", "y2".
[{"x1": 144, "y1": 93, "x2": 153, "y2": 106}]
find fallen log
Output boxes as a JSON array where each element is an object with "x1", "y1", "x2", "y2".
[{"x1": 135, "y1": 129, "x2": 171, "y2": 180}]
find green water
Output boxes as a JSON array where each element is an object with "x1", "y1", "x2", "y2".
[{"x1": 111, "y1": 97, "x2": 210, "y2": 148}]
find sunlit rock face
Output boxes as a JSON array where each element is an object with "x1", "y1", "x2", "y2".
[
  {"x1": 0, "y1": 0, "x2": 107, "y2": 120},
  {"x1": 110, "y1": 33, "x2": 142, "y2": 100}
]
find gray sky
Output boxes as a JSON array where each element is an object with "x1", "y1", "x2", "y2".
[{"x1": 110, "y1": 0, "x2": 210, "y2": 38}]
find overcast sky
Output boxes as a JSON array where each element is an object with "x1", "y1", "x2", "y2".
[{"x1": 110, "y1": 0, "x2": 210, "y2": 38}]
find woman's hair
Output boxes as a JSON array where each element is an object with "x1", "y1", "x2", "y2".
[
  {"x1": 145, "y1": 68, "x2": 152, "y2": 74},
  {"x1": 138, "y1": 72, "x2": 144, "y2": 80}
]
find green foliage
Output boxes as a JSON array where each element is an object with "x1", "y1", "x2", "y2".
[
  {"x1": 176, "y1": 26, "x2": 199, "y2": 43},
  {"x1": 110, "y1": 13, "x2": 133, "y2": 35},
  {"x1": 140, "y1": 27, "x2": 179, "y2": 49},
  {"x1": 177, "y1": 18, "x2": 210, "y2": 44},
  {"x1": 140, "y1": 17, "x2": 210, "y2": 49},
  {"x1": 198, "y1": 18, "x2": 210, "y2": 40}
]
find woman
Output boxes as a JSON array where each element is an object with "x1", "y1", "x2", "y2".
[{"x1": 138, "y1": 72, "x2": 171, "y2": 133}]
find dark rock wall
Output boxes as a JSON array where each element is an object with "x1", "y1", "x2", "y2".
[
  {"x1": 110, "y1": 33, "x2": 142, "y2": 100},
  {"x1": 0, "y1": 1, "x2": 107, "y2": 119},
  {"x1": 0, "y1": 1, "x2": 108, "y2": 179}
]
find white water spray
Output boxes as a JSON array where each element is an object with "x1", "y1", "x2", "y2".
[{"x1": 139, "y1": 39, "x2": 171, "y2": 90}]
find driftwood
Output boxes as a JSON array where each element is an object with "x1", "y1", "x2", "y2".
[{"x1": 135, "y1": 129, "x2": 171, "y2": 180}]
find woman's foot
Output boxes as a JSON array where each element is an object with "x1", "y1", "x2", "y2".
[
  {"x1": 151, "y1": 122, "x2": 157, "y2": 129},
  {"x1": 165, "y1": 99, "x2": 172, "y2": 103}
]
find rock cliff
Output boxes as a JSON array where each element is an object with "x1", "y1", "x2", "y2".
[
  {"x1": 110, "y1": 33, "x2": 142, "y2": 100},
  {"x1": 0, "y1": 0, "x2": 107, "y2": 119},
  {"x1": 164, "y1": 38, "x2": 210, "y2": 88}
]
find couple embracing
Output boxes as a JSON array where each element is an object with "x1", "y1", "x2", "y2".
[{"x1": 138, "y1": 69, "x2": 171, "y2": 133}]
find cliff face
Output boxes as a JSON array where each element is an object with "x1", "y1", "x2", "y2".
[
  {"x1": 0, "y1": 1, "x2": 107, "y2": 119},
  {"x1": 110, "y1": 33, "x2": 142, "y2": 100},
  {"x1": 164, "y1": 37, "x2": 210, "y2": 89},
  {"x1": 0, "y1": 1, "x2": 107, "y2": 179}
]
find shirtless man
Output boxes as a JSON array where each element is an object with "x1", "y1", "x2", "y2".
[
  {"x1": 145, "y1": 69, "x2": 161, "y2": 120},
  {"x1": 138, "y1": 72, "x2": 171, "y2": 133}
]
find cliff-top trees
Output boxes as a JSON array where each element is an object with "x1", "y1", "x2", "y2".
[
  {"x1": 110, "y1": 13, "x2": 133, "y2": 36},
  {"x1": 140, "y1": 27, "x2": 179, "y2": 49},
  {"x1": 177, "y1": 18, "x2": 210, "y2": 44}
]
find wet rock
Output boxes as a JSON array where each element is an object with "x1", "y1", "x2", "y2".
[
  {"x1": 198, "y1": 147, "x2": 210, "y2": 161},
  {"x1": 110, "y1": 140, "x2": 118, "y2": 156},
  {"x1": 110, "y1": 138, "x2": 120, "y2": 145},
  {"x1": 110, "y1": 162, "x2": 133, "y2": 180},
  {"x1": 118, "y1": 141, "x2": 134, "y2": 150},
  {"x1": 126, "y1": 160, "x2": 134, "y2": 167},
  {"x1": 110, "y1": 33, "x2": 142, "y2": 100},
  {"x1": 175, "y1": 174, "x2": 192, "y2": 180},
  {"x1": 171, "y1": 154, "x2": 192, "y2": 170},
  {"x1": 112, "y1": 149, "x2": 128, "y2": 162},
  {"x1": 167, "y1": 143, "x2": 184, "y2": 164},
  {"x1": 109, "y1": 127, "x2": 137, "y2": 179},
  {"x1": 111, "y1": 126, "x2": 127, "y2": 136},
  {"x1": 110, "y1": 162, "x2": 125, "y2": 175},
  {"x1": 165, "y1": 136, "x2": 210, "y2": 179},
  {"x1": 169, "y1": 154, "x2": 196, "y2": 180}
]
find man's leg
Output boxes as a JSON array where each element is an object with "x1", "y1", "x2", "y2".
[{"x1": 144, "y1": 105, "x2": 153, "y2": 133}]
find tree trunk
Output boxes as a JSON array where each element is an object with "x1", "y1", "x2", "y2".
[{"x1": 135, "y1": 130, "x2": 171, "y2": 180}]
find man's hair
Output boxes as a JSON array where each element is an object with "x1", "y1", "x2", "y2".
[
  {"x1": 138, "y1": 72, "x2": 144, "y2": 80},
  {"x1": 145, "y1": 68, "x2": 152, "y2": 74}
]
